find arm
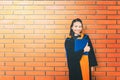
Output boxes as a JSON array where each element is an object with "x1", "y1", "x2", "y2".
[{"x1": 87, "y1": 35, "x2": 98, "y2": 67}]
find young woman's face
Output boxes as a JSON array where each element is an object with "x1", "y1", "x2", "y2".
[{"x1": 72, "y1": 21, "x2": 83, "y2": 35}]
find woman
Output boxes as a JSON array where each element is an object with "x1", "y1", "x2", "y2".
[{"x1": 65, "y1": 18, "x2": 97, "y2": 80}]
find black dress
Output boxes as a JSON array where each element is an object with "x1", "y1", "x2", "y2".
[{"x1": 64, "y1": 34, "x2": 97, "y2": 80}]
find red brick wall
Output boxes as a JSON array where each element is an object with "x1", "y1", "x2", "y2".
[{"x1": 0, "y1": 1, "x2": 119, "y2": 80}]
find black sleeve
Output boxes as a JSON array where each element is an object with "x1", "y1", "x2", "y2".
[{"x1": 87, "y1": 35, "x2": 98, "y2": 67}]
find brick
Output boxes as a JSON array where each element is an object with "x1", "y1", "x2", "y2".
[
  {"x1": 55, "y1": 58, "x2": 66, "y2": 62},
  {"x1": 26, "y1": 71, "x2": 45, "y2": 75},
  {"x1": 76, "y1": 10, "x2": 95, "y2": 15},
  {"x1": 46, "y1": 62, "x2": 65, "y2": 67},
  {"x1": 107, "y1": 34, "x2": 120, "y2": 39},
  {"x1": 14, "y1": 10, "x2": 33, "y2": 14},
  {"x1": 5, "y1": 44, "x2": 24, "y2": 48},
  {"x1": 45, "y1": 15, "x2": 65, "y2": 19},
  {"x1": 96, "y1": 30, "x2": 116, "y2": 34},
  {"x1": 13, "y1": 20, "x2": 33, "y2": 25},
  {"x1": 55, "y1": 49, "x2": 65, "y2": 53},
  {"x1": 96, "y1": 77, "x2": 115, "y2": 80},
  {"x1": 107, "y1": 72, "x2": 120, "y2": 76},
  {"x1": 25, "y1": 25, "x2": 44, "y2": 29},
  {"x1": 14, "y1": 48, "x2": 33, "y2": 53},
  {"x1": 107, "y1": 44, "x2": 120, "y2": 48},
  {"x1": 55, "y1": 40, "x2": 64, "y2": 44},
  {"x1": 25, "y1": 53, "x2": 45, "y2": 57},
  {"x1": 46, "y1": 71, "x2": 65, "y2": 76},
  {"x1": 92, "y1": 72, "x2": 106, "y2": 76},
  {"x1": 0, "y1": 66, "x2": 13, "y2": 70},
  {"x1": 6, "y1": 62, "x2": 24, "y2": 66},
  {"x1": 0, "y1": 29, "x2": 13, "y2": 33},
  {"x1": 107, "y1": 53, "x2": 120, "y2": 57},
  {"x1": 5, "y1": 53, "x2": 24, "y2": 57},
  {"x1": 15, "y1": 57, "x2": 33, "y2": 62},
  {"x1": 0, "y1": 39, "x2": 13, "y2": 43},
  {"x1": 66, "y1": 6, "x2": 85, "y2": 10},
  {"x1": 35, "y1": 10, "x2": 54, "y2": 14},
  {"x1": 108, "y1": 6, "x2": 120, "y2": 10},
  {"x1": 46, "y1": 53, "x2": 65, "y2": 57},
  {"x1": 35, "y1": 49, "x2": 54, "y2": 53},
  {"x1": 98, "y1": 1, "x2": 116, "y2": 5},
  {"x1": 55, "y1": 30, "x2": 68, "y2": 34},
  {"x1": 86, "y1": 6, "x2": 106, "y2": 10},
  {"x1": 25, "y1": 44, "x2": 45, "y2": 48},
  {"x1": 107, "y1": 25, "x2": 120, "y2": 29},
  {"x1": 55, "y1": 67, "x2": 68, "y2": 71},
  {"x1": 66, "y1": 15, "x2": 86, "y2": 19},
  {"x1": 96, "y1": 53, "x2": 106, "y2": 58},
  {"x1": 0, "y1": 53, "x2": 4, "y2": 57},
  {"x1": 96, "y1": 20, "x2": 116, "y2": 24},
  {"x1": 96, "y1": 40, "x2": 116, "y2": 44},
  {"x1": 35, "y1": 76, "x2": 54, "y2": 80},
  {"x1": 46, "y1": 6, "x2": 64, "y2": 10},
  {"x1": 45, "y1": 34, "x2": 65, "y2": 39},
  {"x1": 15, "y1": 76, "x2": 34, "y2": 80},
  {"x1": 75, "y1": 1, "x2": 95, "y2": 4},
  {"x1": 14, "y1": 29, "x2": 33, "y2": 34},
  {"x1": 24, "y1": 6, "x2": 44, "y2": 10},
  {"x1": 0, "y1": 10, "x2": 12, "y2": 14},
  {"x1": 35, "y1": 57, "x2": 54, "y2": 62},
  {"x1": 0, "y1": 76, "x2": 14, "y2": 80},
  {"x1": 107, "y1": 62, "x2": 120, "y2": 67},
  {"x1": 96, "y1": 10, "x2": 116, "y2": 14},
  {"x1": 96, "y1": 49, "x2": 115, "y2": 53},
  {"x1": 55, "y1": 20, "x2": 71, "y2": 25},
  {"x1": 55, "y1": 1, "x2": 75, "y2": 5},
  {"x1": 46, "y1": 44, "x2": 63, "y2": 48},
  {"x1": 96, "y1": 67, "x2": 115, "y2": 71},
  {"x1": 45, "y1": 25, "x2": 66, "y2": 29},
  {"x1": 5, "y1": 34, "x2": 24, "y2": 39},
  {"x1": 6, "y1": 71, "x2": 24, "y2": 75},
  {"x1": 55, "y1": 10, "x2": 74, "y2": 14},
  {"x1": 90, "y1": 34, "x2": 106, "y2": 39},
  {"x1": 4, "y1": 25, "x2": 24, "y2": 29},
  {"x1": 0, "y1": 58, "x2": 13, "y2": 61},
  {"x1": 14, "y1": 39, "x2": 33, "y2": 44},
  {"x1": 15, "y1": 67, "x2": 33, "y2": 71},
  {"x1": 25, "y1": 15, "x2": 44, "y2": 19},
  {"x1": 0, "y1": 1, "x2": 12, "y2": 5},
  {"x1": 4, "y1": 6, "x2": 23, "y2": 9},
  {"x1": 34, "y1": 1, "x2": 54, "y2": 5},
  {"x1": 117, "y1": 58, "x2": 120, "y2": 61},
  {"x1": 35, "y1": 20, "x2": 54, "y2": 25},
  {"x1": 35, "y1": 67, "x2": 54, "y2": 71},
  {"x1": 13, "y1": 1, "x2": 33, "y2": 5},
  {"x1": 25, "y1": 34, "x2": 44, "y2": 39},
  {"x1": 87, "y1": 15, "x2": 106, "y2": 19},
  {"x1": 0, "y1": 48, "x2": 13, "y2": 52},
  {"x1": 97, "y1": 58, "x2": 116, "y2": 62},
  {"x1": 55, "y1": 76, "x2": 68, "y2": 80},
  {"x1": 0, "y1": 71, "x2": 4, "y2": 75},
  {"x1": 26, "y1": 62, "x2": 45, "y2": 67}
]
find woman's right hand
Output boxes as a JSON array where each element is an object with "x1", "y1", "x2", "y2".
[{"x1": 84, "y1": 42, "x2": 90, "y2": 52}]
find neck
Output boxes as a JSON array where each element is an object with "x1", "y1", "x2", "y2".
[{"x1": 74, "y1": 33, "x2": 80, "y2": 36}]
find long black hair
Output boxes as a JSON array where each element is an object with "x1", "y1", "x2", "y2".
[{"x1": 69, "y1": 18, "x2": 83, "y2": 37}]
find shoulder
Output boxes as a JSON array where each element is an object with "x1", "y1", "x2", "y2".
[
  {"x1": 65, "y1": 35, "x2": 72, "y2": 40},
  {"x1": 84, "y1": 34, "x2": 90, "y2": 39}
]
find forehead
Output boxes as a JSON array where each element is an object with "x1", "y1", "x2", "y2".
[{"x1": 73, "y1": 21, "x2": 82, "y2": 25}]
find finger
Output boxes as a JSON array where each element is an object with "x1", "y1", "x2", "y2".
[{"x1": 86, "y1": 42, "x2": 88, "y2": 46}]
